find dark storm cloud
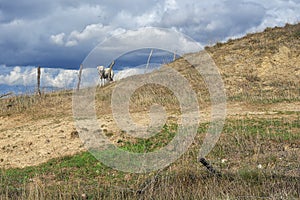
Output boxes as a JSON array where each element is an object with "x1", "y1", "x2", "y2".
[
  {"x1": 0, "y1": 0, "x2": 299, "y2": 67},
  {"x1": 0, "y1": 1, "x2": 56, "y2": 22},
  {"x1": 158, "y1": 0, "x2": 266, "y2": 42}
]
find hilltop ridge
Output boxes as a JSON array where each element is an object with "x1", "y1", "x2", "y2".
[{"x1": 208, "y1": 23, "x2": 300, "y2": 98}]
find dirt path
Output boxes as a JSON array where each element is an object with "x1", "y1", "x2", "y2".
[{"x1": 0, "y1": 102, "x2": 299, "y2": 169}]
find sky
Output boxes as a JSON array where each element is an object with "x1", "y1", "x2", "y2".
[
  {"x1": 0, "y1": 0, "x2": 300, "y2": 94},
  {"x1": 0, "y1": 0, "x2": 300, "y2": 69}
]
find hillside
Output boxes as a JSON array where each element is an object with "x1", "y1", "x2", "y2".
[
  {"x1": 0, "y1": 23, "x2": 299, "y2": 169},
  {"x1": 208, "y1": 23, "x2": 300, "y2": 99},
  {"x1": 0, "y1": 23, "x2": 299, "y2": 199}
]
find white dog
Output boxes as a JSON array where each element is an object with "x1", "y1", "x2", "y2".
[{"x1": 97, "y1": 61, "x2": 115, "y2": 86}]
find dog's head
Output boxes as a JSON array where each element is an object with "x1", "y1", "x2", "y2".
[{"x1": 97, "y1": 66, "x2": 104, "y2": 72}]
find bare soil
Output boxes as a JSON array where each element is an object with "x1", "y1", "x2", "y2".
[
  {"x1": 0, "y1": 101, "x2": 299, "y2": 169},
  {"x1": 0, "y1": 23, "x2": 299, "y2": 170}
]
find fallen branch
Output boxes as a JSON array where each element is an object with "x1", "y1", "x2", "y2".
[{"x1": 199, "y1": 157, "x2": 222, "y2": 177}]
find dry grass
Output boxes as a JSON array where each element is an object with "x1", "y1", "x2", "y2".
[
  {"x1": 1, "y1": 114, "x2": 299, "y2": 199},
  {"x1": 0, "y1": 23, "x2": 300, "y2": 199},
  {"x1": 0, "y1": 90, "x2": 73, "y2": 119}
]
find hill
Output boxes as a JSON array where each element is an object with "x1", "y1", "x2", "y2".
[
  {"x1": 0, "y1": 23, "x2": 299, "y2": 199},
  {"x1": 1, "y1": 22, "x2": 299, "y2": 168},
  {"x1": 207, "y1": 23, "x2": 300, "y2": 99}
]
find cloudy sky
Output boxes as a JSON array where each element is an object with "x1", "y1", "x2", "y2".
[{"x1": 0, "y1": 0, "x2": 300, "y2": 69}]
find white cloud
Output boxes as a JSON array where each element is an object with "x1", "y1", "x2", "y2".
[
  {"x1": 52, "y1": 23, "x2": 121, "y2": 47},
  {"x1": 0, "y1": 65, "x2": 79, "y2": 88},
  {"x1": 65, "y1": 40, "x2": 78, "y2": 47},
  {"x1": 0, "y1": 64, "x2": 160, "y2": 94},
  {"x1": 50, "y1": 33, "x2": 65, "y2": 45},
  {"x1": 165, "y1": 0, "x2": 179, "y2": 11},
  {"x1": 81, "y1": 27, "x2": 203, "y2": 69},
  {"x1": 0, "y1": 0, "x2": 300, "y2": 67},
  {"x1": 110, "y1": 27, "x2": 127, "y2": 36},
  {"x1": 0, "y1": 66, "x2": 36, "y2": 86},
  {"x1": 114, "y1": 68, "x2": 145, "y2": 81},
  {"x1": 68, "y1": 23, "x2": 105, "y2": 42},
  {"x1": 114, "y1": 64, "x2": 160, "y2": 81},
  {"x1": 40, "y1": 68, "x2": 77, "y2": 88},
  {"x1": 136, "y1": 9, "x2": 162, "y2": 27}
]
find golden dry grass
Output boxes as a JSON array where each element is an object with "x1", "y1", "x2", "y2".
[{"x1": 0, "y1": 23, "x2": 300, "y2": 199}]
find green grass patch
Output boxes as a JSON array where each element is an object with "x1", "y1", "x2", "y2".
[
  {"x1": 119, "y1": 124, "x2": 178, "y2": 153},
  {"x1": 223, "y1": 116, "x2": 300, "y2": 141},
  {"x1": 1, "y1": 113, "x2": 300, "y2": 199}
]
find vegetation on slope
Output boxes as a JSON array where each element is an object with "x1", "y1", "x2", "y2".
[{"x1": 0, "y1": 23, "x2": 299, "y2": 199}]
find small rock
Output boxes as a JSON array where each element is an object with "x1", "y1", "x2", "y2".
[
  {"x1": 93, "y1": 129, "x2": 102, "y2": 134},
  {"x1": 71, "y1": 131, "x2": 79, "y2": 139},
  {"x1": 81, "y1": 193, "x2": 88, "y2": 199},
  {"x1": 81, "y1": 128, "x2": 88, "y2": 132},
  {"x1": 257, "y1": 164, "x2": 263, "y2": 169},
  {"x1": 105, "y1": 132, "x2": 113, "y2": 137}
]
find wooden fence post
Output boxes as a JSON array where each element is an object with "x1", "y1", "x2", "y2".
[
  {"x1": 173, "y1": 51, "x2": 176, "y2": 61},
  {"x1": 145, "y1": 49, "x2": 153, "y2": 73},
  {"x1": 37, "y1": 66, "x2": 41, "y2": 96},
  {"x1": 77, "y1": 64, "x2": 83, "y2": 91}
]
